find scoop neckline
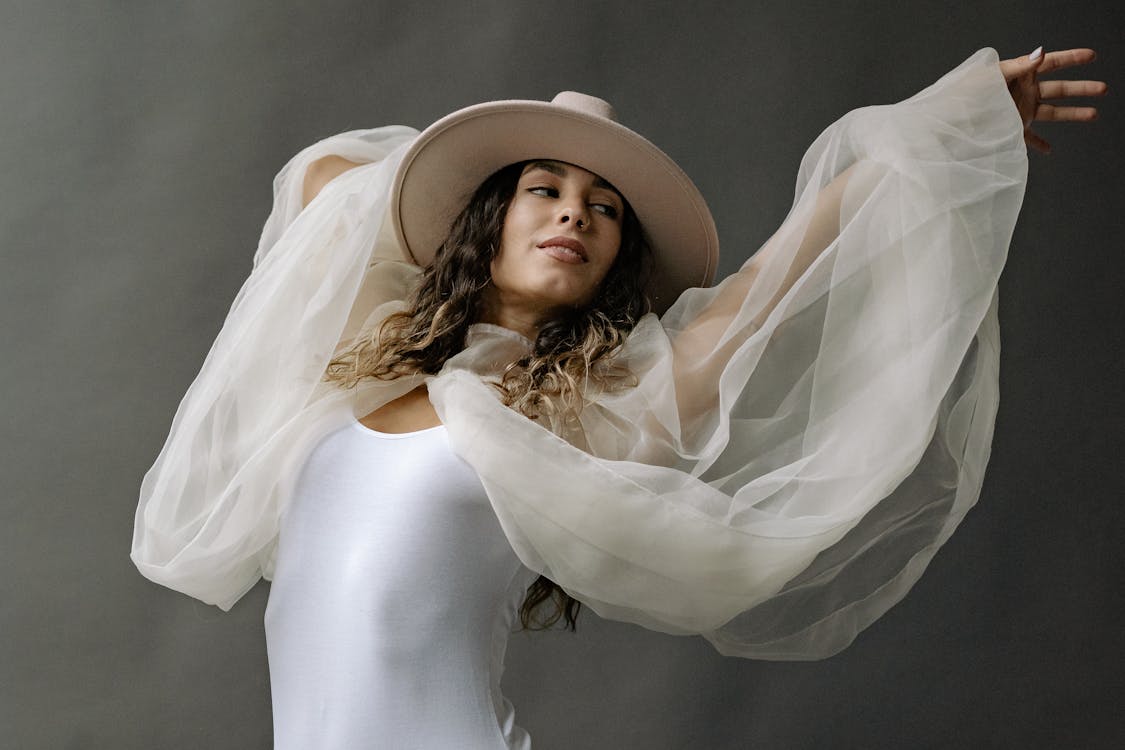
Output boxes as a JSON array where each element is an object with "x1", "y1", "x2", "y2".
[{"x1": 351, "y1": 417, "x2": 446, "y2": 439}]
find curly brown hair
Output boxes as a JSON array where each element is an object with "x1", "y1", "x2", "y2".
[{"x1": 322, "y1": 160, "x2": 653, "y2": 630}]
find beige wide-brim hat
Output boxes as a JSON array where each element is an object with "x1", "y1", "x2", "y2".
[{"x1": 390, "y1": 91, "x2": 719, "y2": 314}]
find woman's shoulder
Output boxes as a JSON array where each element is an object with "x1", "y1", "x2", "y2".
[{"x1": 302, "y1": 155, "x2": 368, "y2": 208}]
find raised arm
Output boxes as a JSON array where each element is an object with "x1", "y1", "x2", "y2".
[
  {"x1": 665, "y1": 46, "x2": 1104, "y2": 431},
  {"x1": 132, "y1": 127, "x2": 419, "y2": 610}
]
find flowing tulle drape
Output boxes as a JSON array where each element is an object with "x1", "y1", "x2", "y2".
[
  {"x1": 134, "y1": 48, "x2": 1026, "y2": 659},
  {"x1": 132, "y1": 127, "x2": 425, "y2": 608}
]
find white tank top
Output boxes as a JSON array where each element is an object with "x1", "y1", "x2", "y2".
[{"x1": 264, "y1": 419, "x2": 538, "y2": 749}]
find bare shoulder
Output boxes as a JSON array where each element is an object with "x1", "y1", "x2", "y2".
[{"x1": 302, "y1": 155, "x2": 366, "y2": 208}]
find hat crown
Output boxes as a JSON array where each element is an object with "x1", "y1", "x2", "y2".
[{"x1": 550, "y1": 91, "x2": 617, "y2": 122}]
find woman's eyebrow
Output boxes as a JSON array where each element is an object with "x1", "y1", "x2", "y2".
[
  {"x1": 524, "y1": 160, "x2": 621, "y2": 197},
  {"x1": 524, "y1": 160, "x2": 566, "y2": 177}
]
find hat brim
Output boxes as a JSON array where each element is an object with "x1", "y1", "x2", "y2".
[{"x1": 391, "y1": 98, "x2": 719, "y2": 314}]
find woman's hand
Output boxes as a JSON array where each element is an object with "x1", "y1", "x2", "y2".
[{"x1": 1000, "y1": 46, "x2": 1107, "y2": 154}]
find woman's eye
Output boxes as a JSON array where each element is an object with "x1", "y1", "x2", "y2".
[
  {"x1": 592, "y1": 203, "x2": 619, "y2": 219},
  {"x1": 529, "y1": 186, "x2": 557, "y2": 197}
]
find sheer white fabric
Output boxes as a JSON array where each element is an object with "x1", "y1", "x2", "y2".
[{"x1": 132, "y1": 48, "x2": 1027, "y2": 659}]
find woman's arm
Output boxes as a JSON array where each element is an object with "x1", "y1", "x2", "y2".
[
  {"x1": 133, "y1": 128, "x2": 418, "y2": 610},
  {"x1": 667, "y1": 46, "x2": 1104, "y2": 426}
]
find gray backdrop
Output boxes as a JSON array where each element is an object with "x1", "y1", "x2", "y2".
[{"x1": 3, "y1": 1, "x2": 1122, "y2": 748}]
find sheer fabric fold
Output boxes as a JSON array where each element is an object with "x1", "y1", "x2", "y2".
[
  {"x1": 132, "y1": 126, "x2": 425, "y2": 608},
  {"x1": 133, "y1": 48, "x2": 1027, "y2": 659}
]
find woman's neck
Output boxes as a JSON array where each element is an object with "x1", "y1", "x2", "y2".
[{"x1": 476, "y1": 288, "x2": 558, "y2": 341}]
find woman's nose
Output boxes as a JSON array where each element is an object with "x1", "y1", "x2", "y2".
[{"x1": 558, "y1": 203, "x2": 590, "y2": 230}]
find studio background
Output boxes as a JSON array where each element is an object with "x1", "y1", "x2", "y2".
[{"x1": 2, "y1": 1, "x2": 1121, "y2": 748}]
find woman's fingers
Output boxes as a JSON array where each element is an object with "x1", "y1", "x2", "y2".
[
  {"x1": 1036, "y1": 47, "x2": 1097, "y2": 75},
  {"x1": 997, "y1": 46, "x2": 1106, "y2": 138},
  {"x1": 1025, "y1": 128, "x2": 1052, "y2": 154},
  {"x1": 998, "y1": 47, "x2": 1102, "y2": 86},
  {"x1": 1035, "y1": 103, "x2": 1100, "y2": 122},
  {"x1": 1039, "y1": 79, "x2": 1109, "y2": 100}
]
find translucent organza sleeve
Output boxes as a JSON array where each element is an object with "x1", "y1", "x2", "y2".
[
  {"x1": 132, "y1": 126, "x2": 422, "y2": 610},
  {"x1": 430, "y1": 48, "x2": 1028, "y2": 658}
]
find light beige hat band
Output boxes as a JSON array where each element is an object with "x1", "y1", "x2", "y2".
[{"x1": 390, "y1": 92, "x2": 719, "y2": 313}]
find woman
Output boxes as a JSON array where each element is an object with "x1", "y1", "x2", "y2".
[{"x1": 132, "y1": 47, "x2": 1104, "y2": 748}]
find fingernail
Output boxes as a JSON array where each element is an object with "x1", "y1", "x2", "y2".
[{"x1": 1029, "y1": 45, "x2": 1043, "y2": 61}]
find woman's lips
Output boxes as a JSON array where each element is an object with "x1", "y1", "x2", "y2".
[{"x1": 537, "y1": 236, "x2": 587, "y2": 264}]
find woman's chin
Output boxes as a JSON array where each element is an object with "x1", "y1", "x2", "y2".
[{"x1": 508, "y1": 275, "x2": 592, "y2": 312}]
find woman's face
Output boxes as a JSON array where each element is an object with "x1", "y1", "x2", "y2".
[{"x1": 486, "y1": 160, "x2": 624, "y2": 323}]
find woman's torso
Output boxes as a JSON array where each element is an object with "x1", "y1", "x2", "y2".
[{"x1": 264, "y1": 418, "x2": 536, "y2": 749}]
